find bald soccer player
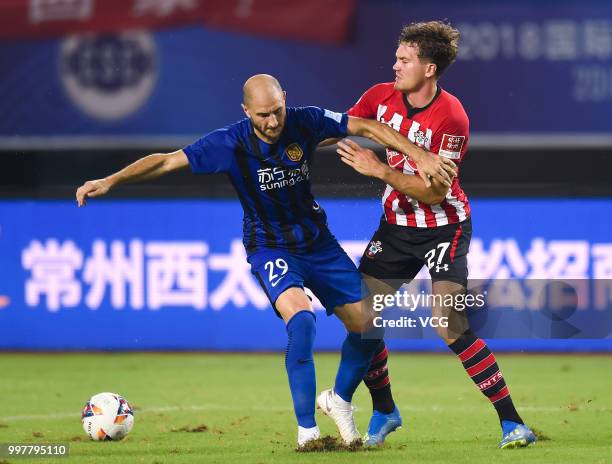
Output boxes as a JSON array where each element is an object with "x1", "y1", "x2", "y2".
[{"x1": 76, "y1": 74, "x2": 456, "y2": 449}]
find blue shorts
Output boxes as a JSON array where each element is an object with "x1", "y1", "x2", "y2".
[{"x1": 248, "y1": 239, "x2": 365, "y2": 316}]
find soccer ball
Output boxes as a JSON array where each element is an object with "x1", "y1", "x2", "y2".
[{"x1": 81, "y1": 392, "x2": 134, "y2": 441}]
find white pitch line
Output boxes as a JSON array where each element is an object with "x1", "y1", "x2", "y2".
[
  {"x1": 0, "y1": 404, "x2": 287, "y2": 422},
  {"x1": 2, "y1": 404, "x2": 603, "y2": 423}
]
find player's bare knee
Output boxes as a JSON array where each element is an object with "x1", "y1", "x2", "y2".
[
  {"x1": 278, "y1": 306, "x2": 315, "y2": 324},
  {"x1": 362, "y1": 274, "x2": 396, "y2": 297},
  {"x1": 341, "y1": 320, "x2": 361, "y2": 333},
  {"x1": 275, "y1": 287, "x2": 313, "y2": 324},
  {"x1": 334, "y1": 300, "x2": 375, "y2": 334},
  {"x1": 432, "y1": 304, "x2": 468, "y2": 341},
  {"x1": 342, "y1": 313, "x2": 371, "y2": 334}
]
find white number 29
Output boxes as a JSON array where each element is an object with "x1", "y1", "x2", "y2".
[{"x1": 264, "y1": 258, "x2": 289, "y2": 282}]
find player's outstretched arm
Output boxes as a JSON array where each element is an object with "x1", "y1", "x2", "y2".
[
  {"x1": 75, "y1": 149, "x2": 189, "y2": 207},
  {"x1": 346, "y1": 116, "x2": 456, "y2": 188},
  {"x1": 337, "y1": 138, "x2": 447, "y2": 205},
  {"x1": 318, "y1": 137, "x2": 341, "y2": 147}
]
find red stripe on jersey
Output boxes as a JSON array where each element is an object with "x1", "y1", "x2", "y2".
[
  {"x1": 397, "y1": 192, "x2": 416, "y2": 226},
  {"x1": 451, "y1": 181, "x2": 470, "y2": 217},
  {"x1": 466, "y1": 353, "x2": 496, "y2": 377},
  {"x1": 420, "y1": 202, "x2": 438, "y2": 227},
  {"x1": 389, "y1": 179, "x2": 469, "y2": 228},
  {"x1": 464, "y1": 201, "x2": 471, "y2": 217},
  {"x1": 458, "y1": 338, "x2": 485, "y2": 362},
  {"x1": 384, "y1": 189, "x2": 398, "y2": 224},
  {"x1": 440, "y1": 199, "x2": 460, "y2": 224},
  {"x1": 439, "y1": 179, "x2": 460, "y2": 223},
  {"x1": 450, "y1": 225, "x2": 463, "y2": 262},
  {"x1": 489, "y1": 385, "x2": 510, "y2": 403}
]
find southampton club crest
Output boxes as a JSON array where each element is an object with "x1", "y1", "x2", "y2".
[
  {"x1": 414, "y1": 129, "x2": 429, "y2": 147},
  {"x1": 366, "y1": 240, "x2": 383, "y2": 258},
  {"x1": 285, "y1": 143, "x2": 304, "y2": 162}
]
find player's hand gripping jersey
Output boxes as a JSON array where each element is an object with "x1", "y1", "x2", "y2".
[{"x1": 349, "y1": 83, "x2": 471, "y2": 228}]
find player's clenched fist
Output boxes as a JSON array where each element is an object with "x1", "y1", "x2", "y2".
[{"x1": 75, "y1": 179, "x2": 111, "y2": 207}]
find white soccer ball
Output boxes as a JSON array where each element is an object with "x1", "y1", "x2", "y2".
[{"x1": 81, "y1": 392, "x2": 134, "y2": 441}]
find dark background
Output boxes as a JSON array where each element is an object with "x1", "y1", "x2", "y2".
[{"x1": 3, "y1": 146, "x2": 609, "y2": 199}]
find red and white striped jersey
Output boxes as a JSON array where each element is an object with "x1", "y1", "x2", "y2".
[{"x1": 348, "y1": 82, "x2": 471, "y2": 228}]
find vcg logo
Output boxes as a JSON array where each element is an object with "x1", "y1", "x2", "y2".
[{"x1": 60, "y1": 32, "x2": 157, "y2": 120}]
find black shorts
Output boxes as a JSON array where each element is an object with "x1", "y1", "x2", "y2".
[{"x1": 358, "y1": 217, "x2": 472, "y2": 288}]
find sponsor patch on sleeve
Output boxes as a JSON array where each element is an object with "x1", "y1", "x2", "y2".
[
  {"x1": 324, "y1": 109, "x2": 343, "y2": 123},
  {"x1": 439, "y1": 134, "x2": 465, "y2": 159}
]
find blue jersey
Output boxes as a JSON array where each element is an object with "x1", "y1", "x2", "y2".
[{"x1": 184, "y1": 106, "x2": 349, "y2": 255}]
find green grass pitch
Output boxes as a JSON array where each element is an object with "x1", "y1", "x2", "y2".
[{"x1": 0, "y1": 353, "x2": 610, "y2": 464}]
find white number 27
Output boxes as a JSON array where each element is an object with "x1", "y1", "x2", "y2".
[{"x1": 425, "y1": 242, "x2": 450, "y2": 270}]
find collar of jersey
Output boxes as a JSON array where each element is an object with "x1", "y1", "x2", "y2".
[{"x1": 403, "y1": 85, "x2": 442, "y2": 118}]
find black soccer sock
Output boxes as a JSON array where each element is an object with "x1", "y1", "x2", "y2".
[
  {"x1": 363, "y1": 340, "x2": 396, "y2": 414},
  {"x1": 448, "y1": 330, "x2": 523, "y2": 425}
]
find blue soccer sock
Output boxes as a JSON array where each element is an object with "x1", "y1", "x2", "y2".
[
  {"x1": 285, "y1": 310, "x2": 317, "y2": 428},
  {"x1": 334, "y1": 332, "x2": 380, "y2": 402}
]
